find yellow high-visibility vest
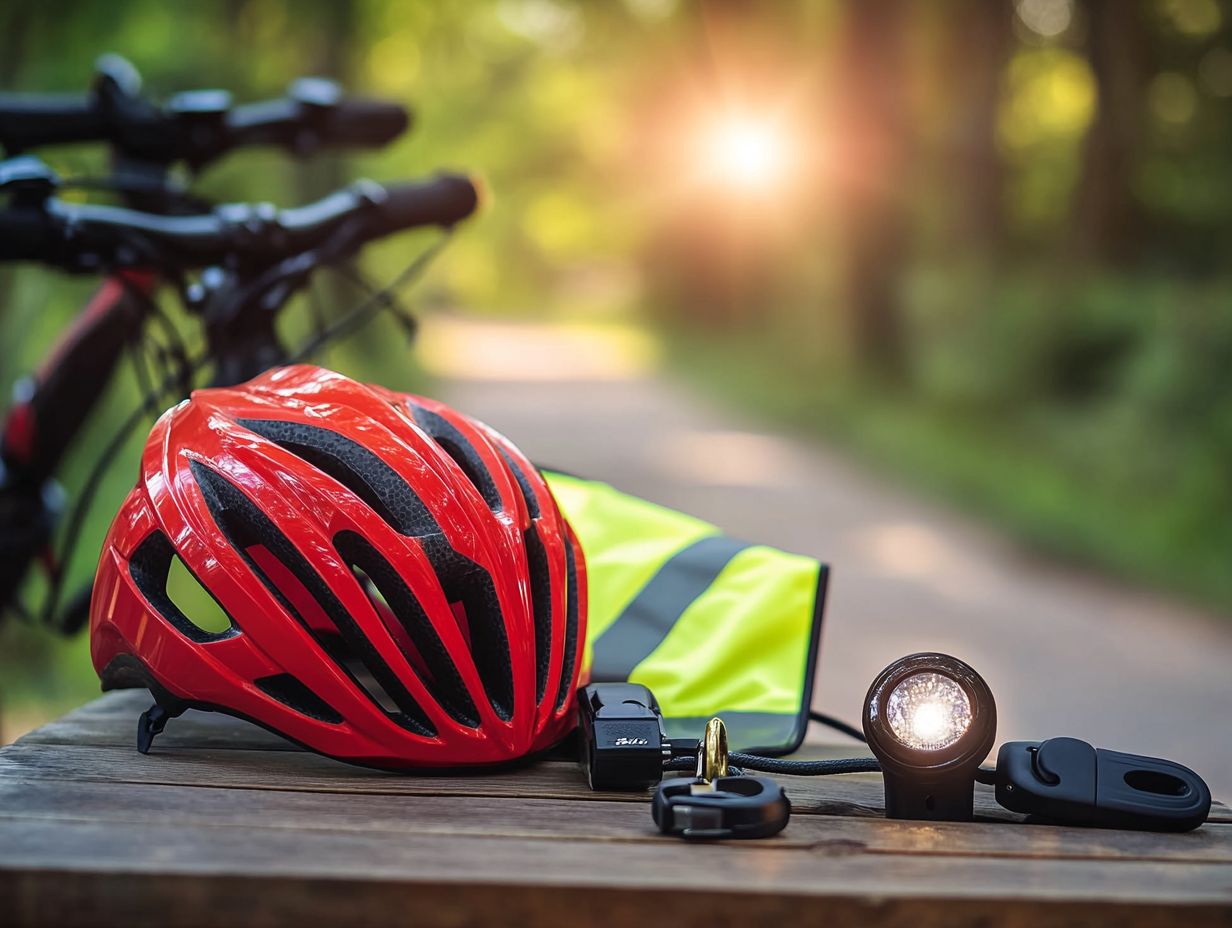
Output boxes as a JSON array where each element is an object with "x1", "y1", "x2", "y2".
[{"x1": 546, "y1": 471, "x2": 827, "y2": 753}]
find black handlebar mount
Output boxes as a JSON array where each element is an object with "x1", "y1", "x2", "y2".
[
  {"x1": 0, "y1": 161, "x2": 477, "y2": 272},
  {"x1": 0, "y1": 160, "x2": 478, "y2": 386},
  {"x1": 0, "y1": 54, "x2": 410, "y2": 173}
]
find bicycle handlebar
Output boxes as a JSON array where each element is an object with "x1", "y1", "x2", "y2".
[
  {"x1": 0, "y1": 95, "x2": 104, "y2": 150},
  {"x1": 0, "y1": 60, "x2": 409, "y2": 169},
  {"x1": 0, "y1": 173, "x2": 479, "y2": 271}
]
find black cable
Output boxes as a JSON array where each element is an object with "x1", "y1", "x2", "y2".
[
  {"x1": 732, "y1": 753, "x2": 882, "y2": 776},
  {"x1": 40, "y1": 339, "x2": 210, "y2": 630},
  {"x1": 127, "y1": 336, "x2": 156, "y2": 418},
  {"x1": 663, "y1": 753, "x2": 881, "y2": 776},
  {"x1": 809, "y1": 709, "x2": 867, "y2": 743},
  {"x1": 37, "y1": 277, "x2": 170, "y2": 627},
  {"x1": 333, "y1": 260, "x2": 419, "y2": 342},
  {"x1": 306, "y1": 278, "x2": 330, "y2": 345},
  {"x1": 41, "y1": 395, "x2": 164, "y2": 628},
  {"x1": 289, "y1": 234, "x2": 447, "y2": 364},
  {"x1": 136, "y1": 292, "x2": 192, "y2": 401}
]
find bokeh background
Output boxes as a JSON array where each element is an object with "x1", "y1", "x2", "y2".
[{"x1": 2, "y1": 0, "x2": 1231, "y2": 785}]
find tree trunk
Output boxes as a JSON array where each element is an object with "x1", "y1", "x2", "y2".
[
  {"x1": 950, "y1": 0, "x2": 1013, "y2": 253},
  {"x1": 833, "y1": 0, "x2": 912, "y2": 379},
  {"x1": 1072, "y1": 0, "x2": 1148, "y2": 265}
]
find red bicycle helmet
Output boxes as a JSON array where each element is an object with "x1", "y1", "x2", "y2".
[{"x1": 90, "y1": 364, "x2": 587, "y2": 769}]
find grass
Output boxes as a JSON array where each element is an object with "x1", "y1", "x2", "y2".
[{"x1": 667, "y1": 326, "x2": 1232, "y2": 617}]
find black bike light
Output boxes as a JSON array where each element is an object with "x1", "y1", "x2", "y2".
[{"x1": 862, "y1": 652, "x2": 996, "y2": 821}]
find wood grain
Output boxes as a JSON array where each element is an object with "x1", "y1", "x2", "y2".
[
  {"x1": 0, "y1": 776, "x2": 1226, "y2": 863},
  {"x1": 17, "y1": 694, "x2": 1231, "y2": 819},
  {"x1": 1, "y1": 692, "x2": 1229, "y2": 928}
]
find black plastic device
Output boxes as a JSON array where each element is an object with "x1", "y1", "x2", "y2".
[
  {"x1": 653, "y1": 776, "x2": 791, "y2": 840},
  {"x1": 577, "y1": 682, "x2": 671, "y2": 791},
  {"x1": 862, "y1": 652, "x2": 998, "y2": 822},
  {"x1": 993, "y1": 737, "x2": 1211, "y2": 832}
]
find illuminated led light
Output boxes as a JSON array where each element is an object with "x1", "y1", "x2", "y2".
[
  {"x1": 886, "y1": 672, "x2": 972, "y2": 751},
  {"x1": 862, "y1": 652, "x2": 997, "y2": 822}
]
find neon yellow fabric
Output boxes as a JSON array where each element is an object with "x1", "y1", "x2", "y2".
[
  {"x1": 544, "y1": 472, "x2": 717, "y2": 640},
  {"x1": 545, "y1": 471, "x2": 820, "y2": 721},
  {"x1": 627, "y1": 545, "x2": 819, "y2": 715}
]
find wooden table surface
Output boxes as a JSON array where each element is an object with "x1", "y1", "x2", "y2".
[{"x1": 1, "y1": 691, "x2": 1229, "y2": 928}]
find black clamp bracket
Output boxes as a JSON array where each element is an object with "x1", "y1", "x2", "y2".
[
  {"x1": 653, "y1": 775, "x2": 791, "y2": 840},
  {"x1": 993, "y1": 737, "x2": 1211, "y2": 832},
  {"x1": 0, "y1": 156, "x2": 58, "y2": 206},
  {"x1": 653, "y1": 718, "x2": 791, "y2": 840}
]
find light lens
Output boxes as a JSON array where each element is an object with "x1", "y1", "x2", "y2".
[{"x1": 886, "y1": 672, "x2": 972, "y2": 751}]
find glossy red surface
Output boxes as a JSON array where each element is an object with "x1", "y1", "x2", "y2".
[{"x1": 90, "y1": 365, "x2": 588, "y2": 769}]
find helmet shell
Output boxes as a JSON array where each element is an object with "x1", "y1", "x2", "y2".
[{"x1": 90, "y1": 365, "x2": 587, "y2": 769}]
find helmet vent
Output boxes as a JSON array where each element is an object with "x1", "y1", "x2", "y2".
[
  {"x1": 336, "y1": 530, "x2": 480, "y2": 728},
  {"x1": 407, "y1": 404, "x2": 503, "y2": 512},
  {"x1": 128, "y1": 531, "x2": 238, "y2": 643},
  {"x1": 189, "y1": 461, "x2": 437, "y2": 737},
  {"x1": 498, "y1": 447, "x2": 541, "y2": 518},
  {"x1": 237, "y1": 419, "x2": 441, "y2": 537},
  {"x1": 255, "y1": 673, "x2": 343, "y2": 724},
  {"x1": 555, "y1": 536, "x2": 581, "y2": 712},
  {"x1": 422, "y1": 536, "x2": 515, "y2": 721},
  {"x1": 523, "y1": 525, "x2": 553, "y2": 703}
]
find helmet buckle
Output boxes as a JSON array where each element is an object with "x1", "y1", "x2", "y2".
[{"x1": 136, "y1": 700, "x2": 185, "y2": 754}]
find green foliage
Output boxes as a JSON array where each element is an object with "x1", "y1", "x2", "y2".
[
  {"x1": 5, "y1": 0, "x2": 1232, "y2": 731},
  {"x1": 674, "y1": 262, "x2": 1232, "y2": 611}
]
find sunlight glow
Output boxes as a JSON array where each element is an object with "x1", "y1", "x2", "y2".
[{"x1": 705, "y1": 117, "x2": 790, "y2": 192}]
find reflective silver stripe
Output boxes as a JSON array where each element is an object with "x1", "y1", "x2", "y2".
[{"x1": 591, "y1": 535, "x2": 750, "y2": 681}]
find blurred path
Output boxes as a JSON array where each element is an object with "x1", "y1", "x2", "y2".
[{"x1": 421, "y1": 316, "x2": 1232, "y2": 797}]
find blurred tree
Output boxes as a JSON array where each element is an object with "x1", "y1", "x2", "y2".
[
  {"x1": 0, "y1": 6, "x2": 35, "y2": 85},
  {"x1": 950, "y1": 0, "x2": 1014, "y2": 253},
  {"x1": 1072, "y1": 0, "x2": 1150, "y2": 264},
  {"x1": 833, "y1": 0, "x2": 911, "y2": 379}
]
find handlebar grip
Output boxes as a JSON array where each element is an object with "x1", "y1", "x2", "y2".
[
  {"x1": 0, "y1": 95, "x2": 103, "y2": 153},
  {"x1": 372, "y1": 173, "x2": 480, "y2": 235},
  {"x1": 318, "y1": 98, "x2": 410, "y2": 148}
]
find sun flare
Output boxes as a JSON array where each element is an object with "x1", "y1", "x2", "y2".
[{"x1": 704, "y1": 116, "x2": 790, "y2": 191}]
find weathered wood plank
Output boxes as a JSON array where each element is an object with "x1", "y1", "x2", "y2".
[
  {"x1": 0, "y1": 738, "x2": 1011, "y2": 822},
  {"x1": 8, "y1": 695, "x2": 1229, "y2": 824},
  {"x1": 3, "y1": 695, "x2": 1231, "y2": 928},
  {"x1": 19, "y1": 707, "x2": 308, "y2": 752},
  {"x1": 6, "y1": 869, "x2": 1230, "y2": 928},
  {"x1": 15, "y1": 691, "x2": 864, "y2": 759},
  {"x1": 0, "y1": 776, "x2": 1226, "y2": 864},
  {"x1": 2, "y1": 818, "x2": 1231, "y2": 926}
]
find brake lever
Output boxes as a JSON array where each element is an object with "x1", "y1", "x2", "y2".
[{"x1": 188, "y1": 218, "x2": 371, "y2": 386}]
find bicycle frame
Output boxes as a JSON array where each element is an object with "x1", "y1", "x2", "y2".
[
  {"x1": 2, "y1": 270, "x2": 158, "y2": 486},
  {"x1": 0, "y1": 58, "x2": 423, "y2": 626}
]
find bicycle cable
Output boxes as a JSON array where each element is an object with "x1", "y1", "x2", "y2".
[
  {"x1": 288, "y1": 233, "x2": 448, "y2": 364},
  {"x1": 663, "y1": 753, "x2": 882, "y2": 776}
]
